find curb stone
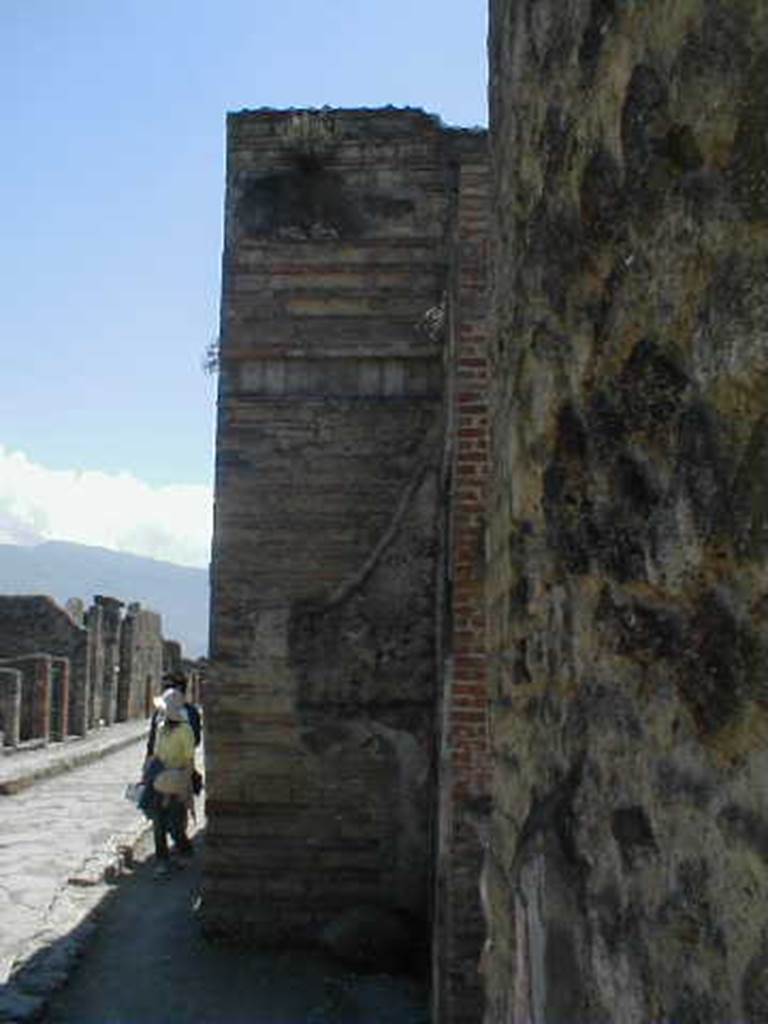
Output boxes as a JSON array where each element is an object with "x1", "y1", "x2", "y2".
[{"x1": 0, "y1": 724, "x2": 148, "y2": 796}]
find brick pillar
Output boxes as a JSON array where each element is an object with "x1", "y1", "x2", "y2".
[
  {"x1": 50, "y1": 657, "x2": 70, "y2": 740},
  {"x1": 4, "y1": 654, "x2": 53, "y2": 742},
  {"x1": 28, "y1": 656, "x2": 52, "y2": 743},
  {"x1": 95, "y1": 596, "x2": 123, "y2": 725},
  {"x1": 67, "y1": 633, "x2": 90, "y2": 737},
  {"x1": 85, "y1": 601, "x2": 104, "y2": 730},
  {"x1": 434, "y1": 160, "x2": 491, "y2": 1024},
  {"x1": 0, "y1": 667, "x2": 22, "y2": 747},
  {"x1": 163, "y1": 640, "x2": 182, "y2": 674}
]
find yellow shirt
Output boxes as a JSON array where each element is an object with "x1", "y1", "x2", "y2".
[{"x1": 155, "y1": 721, "x2": 195, "y2": 769}]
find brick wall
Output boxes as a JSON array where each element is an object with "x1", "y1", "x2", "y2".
[
  {"x1": 433, "y1": 160, "x2": 491, "y2": 1024},
  {"x1": 0, "y1": 654, "x2": 52, "y2": 742},
  {"x1": 0, "y1": 596, "x2": 89, "y2": 738},
  {"x1": 0, "y1": 667, "x2": 22, "y2": 747},
  {"x1": 206, "y1": 108, "x2": 488, "y2": 956},
  {"x1": 84, "y1": 601, "x2": 104, "y2": 731},
  {"x1": 95, "y1": 596, "x2": 123, "y2": 726},
  {"x1": 118, "y1": 603, "x2": 164, "y2": 721},
  {"x1": 49, "y1": 657, "x2": 70, "y2": 741}
]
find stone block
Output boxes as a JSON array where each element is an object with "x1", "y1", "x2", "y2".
[{"x1": 0, "y1": 667, "x2": 22, "y2": 747}]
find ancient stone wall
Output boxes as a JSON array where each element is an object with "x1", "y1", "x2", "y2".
[
  {"x1": 206, "y1": 107, "x2": 487, "y2": 952},
  {"x1": 182, "y1": 660, "x2": 204, "y2": 706},
  {"x1": 0, "y1": 654, "x2": 52, "y2": 742},
  {"x1": 118, "y1": 602, "x2": 164, "y2": 720},
  {"x1": 0, "y1": 667, "x2": 22, "y2": 747},
  {"x1": 0, "y1": 596, "x2": 89, "y2": 738},
  {"x1": 94, "y1": 595, "x2": 123, "y2": 726},
  {"x1": 163, "y1": 639, "x2": 182, "y2": 674},
  {"x1": 0, "y1": 593, "x2": 171, "y2": 742},
  {"x1": 486, "y1": 1, "x2": 768, "y2": 1019},
  {"x1": 49, "y1": 657, "x2": 70, "y2": 741},
  {"x1": 84, "y1": 601, "x2": 104, "y2": 731}
]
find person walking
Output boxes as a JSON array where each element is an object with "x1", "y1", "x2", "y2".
[
  {"x1": 145, "y1": 671, "x2": 203, "y2": 850},
  {"x1": 147, "y1": 687, "x2": 196, "y2": 878},
  {"x1": 146, "y1": 671, "x2": 202, "y2": 755}
]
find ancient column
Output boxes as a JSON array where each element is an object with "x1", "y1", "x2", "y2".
[{"x1": 0, "y1": 667, "x2": 22, "y2": 748}]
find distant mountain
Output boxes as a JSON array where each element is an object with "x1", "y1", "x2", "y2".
[{"x1": 0, "y1": 540, "x2": 209, "y2": 658}]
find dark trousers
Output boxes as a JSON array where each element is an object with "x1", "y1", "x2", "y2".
[{"x1": 152, "y1": 796, "x2": 189, "y2": 859}]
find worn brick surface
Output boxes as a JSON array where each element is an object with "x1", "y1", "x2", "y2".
[
  {"x1": 0, "y1": 594, "x2": 166, "y2": 745},
  {"x1": 0, "y1": 655, "x2": 52, "y2": 743},
  {"x1": 118, "y1": 603, "x2": 163, "y2": 721},
  {"x1": 433, "y1": 161, "x2": 491, "y2": 1024},
  {"x1": 0, "y1": 667, "x2": 22, "y2": 747},
  {"x1": 207, "y1": 108, "x2": 489, "y2": 967},
  {"x1": 0, "y1": 596, "x2": 90, "y2": 739}
]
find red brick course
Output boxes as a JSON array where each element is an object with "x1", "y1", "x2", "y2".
[{"x1": 434, "y1": 160, "x2": 491, "y2": 1024}]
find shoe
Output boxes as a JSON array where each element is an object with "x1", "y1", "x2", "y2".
[{"x1": 154, "y1": 862, "x2": 171, "y2": 879}]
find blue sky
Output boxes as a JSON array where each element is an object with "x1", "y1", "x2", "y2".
[{"x1": 0, "y1": 0, "x2": 487, "y2": 566}]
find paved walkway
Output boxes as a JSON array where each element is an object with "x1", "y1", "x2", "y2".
[
  {"x1": 0, "y1": 722, "x2": 151, "y2": 1019},
  {"x1": 41, "y1": 836, "x2": 429, "y2": 1024},
  {"x1": 0, "y1": 720, "x2": 148, "y2": 796},
  {"x1": 0, "y1": 726, "x2": 429, "y2": 1023}
]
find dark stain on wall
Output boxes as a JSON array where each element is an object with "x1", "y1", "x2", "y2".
[{"x1": 238, "y1": 155, "x2": 363, "y2": 240}]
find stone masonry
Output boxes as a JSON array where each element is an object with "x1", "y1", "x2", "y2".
[
  {"x1": 0, "y1": 594, "x2": 168, "y2": 749},
  {"x1": 206, "y1": 107, "x2": 489, "y2": 969},
  {"x1": 94, "y1": 595, "x2": 123, "y2": 727},
  {"x1": 118, "y1": 602, "x2": 164, "y2": 721},
  {"x1": 0, "y1": 667, "x2": 22, "y2": 747},
  {"x1": 484, "y1": 1, "x2": 768, "y2": 1020},
  {"x1": 0, "y1": 596, "x2": 89, "y2": 739},
  {"x1": 208, "y1": 3, "x2": 767, "y2": 1018},
  {"x1": 432, "y1": 159, "x2": 492, "y2": 1023},
  {"x1": 49, "y1": 656, "x2": 69, "y2": 741},
  {"x1": 0, "y1": 655, "x2": 51, "y2": 744}
]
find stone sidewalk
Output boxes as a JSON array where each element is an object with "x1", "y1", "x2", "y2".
[
  {"x1": 41, "y1": 834, "x2": 429, "y2": 1024},
  {"x1": 0, "y1": 721, "x2": 153, "y2": 1020},
  {"x1": 0, "y1": 725, "x2": 429, "y2": 1023},
  {"x1": 0, "y1": 720, "x2": 149, "y2": 796}
]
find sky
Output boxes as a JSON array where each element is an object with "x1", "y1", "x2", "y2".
[{"x1": 0, "y1": 0, "x2": 487, "y2": 568}]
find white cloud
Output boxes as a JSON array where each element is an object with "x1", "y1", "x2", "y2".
[{"x1": 0, "y1": 445, "x2": 212, "y2": 568}]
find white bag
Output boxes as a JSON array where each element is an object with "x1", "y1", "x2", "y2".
[
  {"x1": 153, "y1": 767, "x2": 190, "y2": 797},
  {"x1": 124, "y1": 782, "x2": 145, "y2": 805}
]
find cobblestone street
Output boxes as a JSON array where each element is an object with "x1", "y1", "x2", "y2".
[
  {"x1": 0, "y1": 725, "x2": 150, "y2": 1005},
  {"x1": 0, "y1": 728, "x2": 428, "y2": 1023},
  {"x1": 42, "y1": 837, "x2": 428, "y2": 1024}
]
